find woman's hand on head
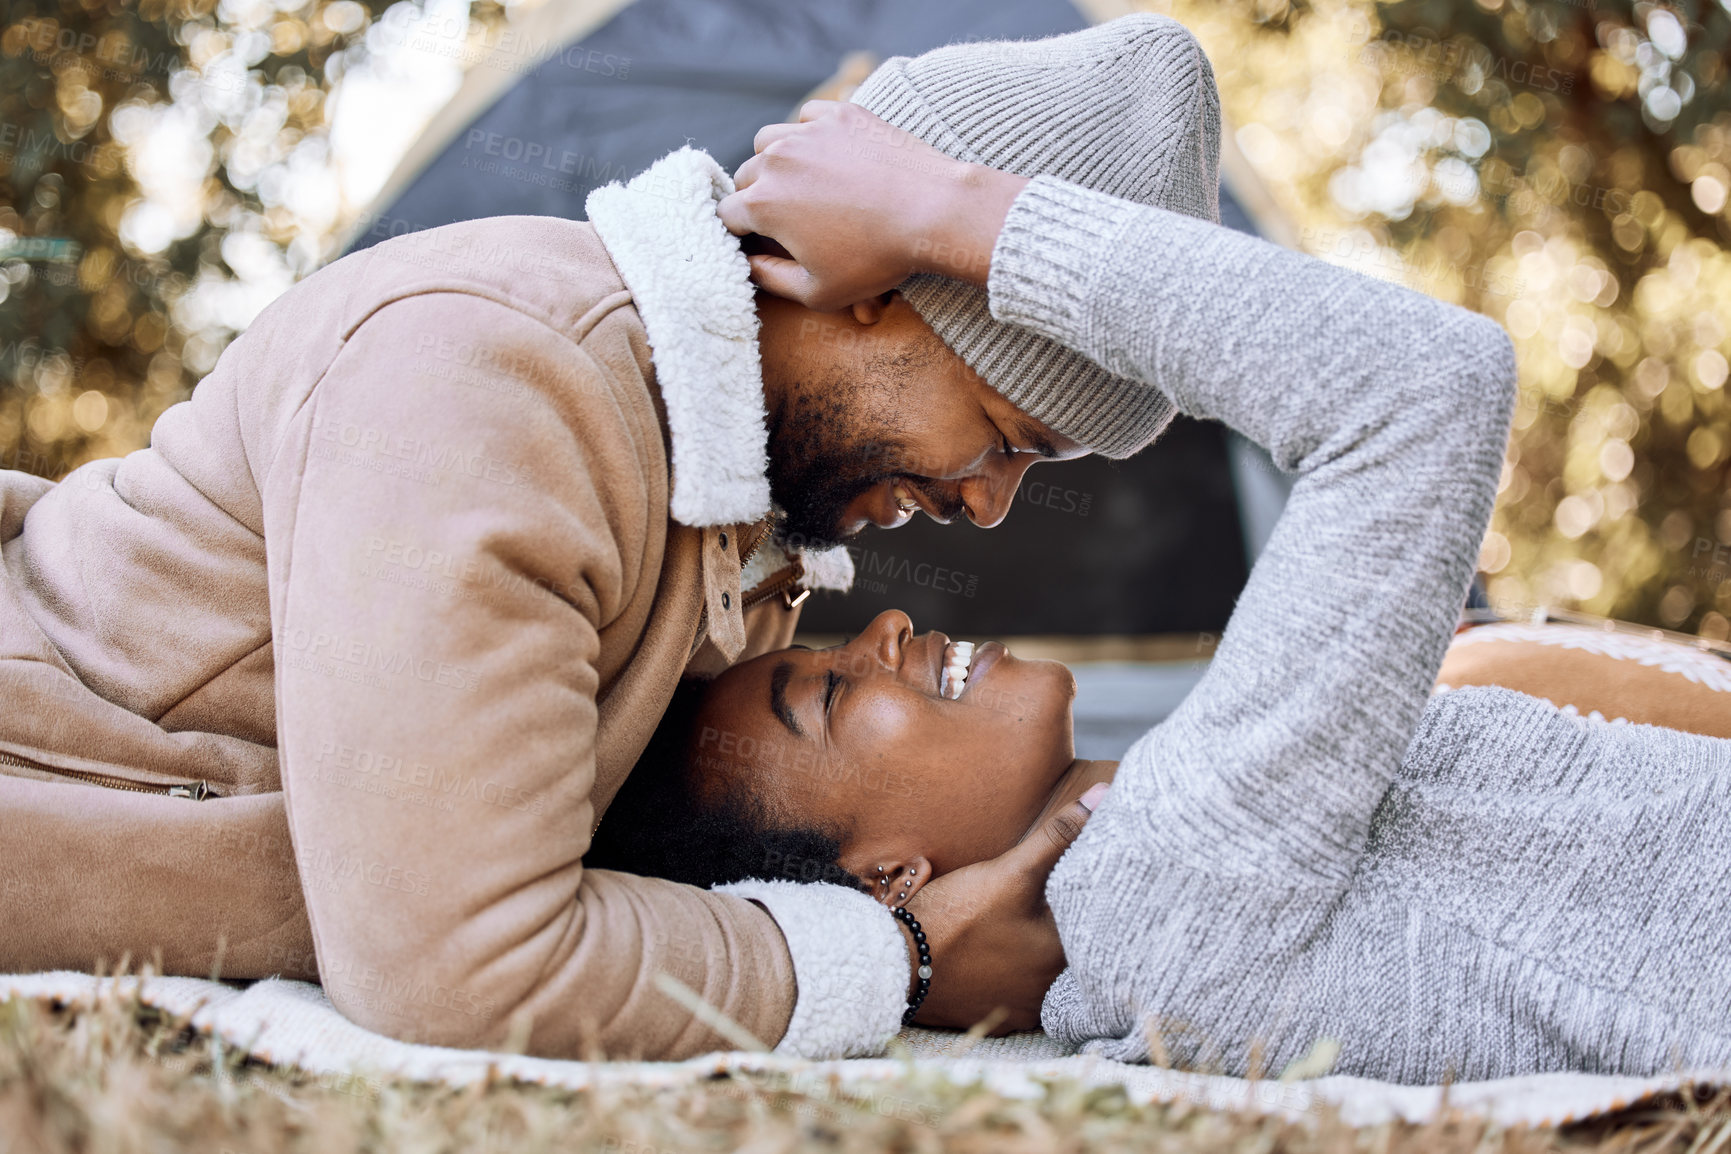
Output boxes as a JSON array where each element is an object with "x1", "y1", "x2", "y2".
[
  {"x1": 903, "y1": 780, "x2": 1108, "y2": 1033},
  {"x1": 717, "y1": 102, "x2": 1029, "y2": 312}
]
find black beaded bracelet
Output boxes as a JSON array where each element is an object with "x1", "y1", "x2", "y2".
[{"x1": 892, "y1": 905, "x2": 932, "y2": 1025}]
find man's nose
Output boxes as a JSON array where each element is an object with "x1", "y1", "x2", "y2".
[{"x1": 961, "y1": 458, "x2": 1039, "y2": 529}]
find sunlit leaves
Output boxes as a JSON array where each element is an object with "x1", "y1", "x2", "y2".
[
  {"x1": 1, "y1": 0, "x2": 481, "y2": 474},
  {"x1": 1164, "y1": 0, "x2": 1730, "y2": 634}
]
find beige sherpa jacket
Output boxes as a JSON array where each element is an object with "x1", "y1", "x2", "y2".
[{"x1": 0, "y1": 150, "x2": 908, "y2": 1062}]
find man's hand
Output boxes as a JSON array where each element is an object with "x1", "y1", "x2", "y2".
[
  {"x1": 717, "y1": 101, "x2": 1028, "y2": 311},
  {"x1": 905, "y1": 781, "x2": 1108, "y2": 1033}
]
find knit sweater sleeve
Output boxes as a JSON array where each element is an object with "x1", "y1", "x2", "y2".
[{"x1": 988, "y1": 175, "x2": 1517, "y2": 1068}]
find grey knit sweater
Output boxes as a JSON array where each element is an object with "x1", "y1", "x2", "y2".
[{"x1": 991, "y1": 175, "x2": 1731, "y2": 1084}]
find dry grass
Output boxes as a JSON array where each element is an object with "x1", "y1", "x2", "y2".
[{"x1": 2, "y1": 993, "x2": 1729, "y2": 1154}]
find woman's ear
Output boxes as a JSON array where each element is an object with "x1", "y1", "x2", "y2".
[
  {"x1": 861, "y1": 855, "x2": 933, "y2": 907},
  {"x1": 848, "y1": 291, "x2": 895, "y2": 326}
]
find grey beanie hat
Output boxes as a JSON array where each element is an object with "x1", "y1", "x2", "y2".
[{"x1": 850, "y1": 15, "x2": 1221, "y2": 459}]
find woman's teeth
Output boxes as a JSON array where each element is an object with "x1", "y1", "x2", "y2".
[{"x1": 941, "y1": 641, "x2": 976, "y2": 700}]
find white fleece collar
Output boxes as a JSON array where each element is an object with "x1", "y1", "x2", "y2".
[
  {"x1": 586, "y1": 147, "x2": 769, "y2": 528},
  {"x1": 586, "y1": 148, "x2": 853, "y2": 593}
]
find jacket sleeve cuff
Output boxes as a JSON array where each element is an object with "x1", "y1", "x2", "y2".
[
  {"x1": 988, "y1": 174, "x2": 1144, "y2": 350},
  {"x1": 715, "y1": 879, "x2": 907, "y2": 1059}
]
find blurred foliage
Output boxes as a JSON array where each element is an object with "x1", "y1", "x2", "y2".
[
  {"x1": 1160, "y1": 0, "x2": 1731, "y2": 635},
  {"x1": 1, "y1": 0, "x2": 400, "y2": 474},
  {"x1": 0, "y1": 0, "x2": 501, "y2": 476},
  {"x1": 2, "y1": 0, "x2": 1729, "y2": 632}
]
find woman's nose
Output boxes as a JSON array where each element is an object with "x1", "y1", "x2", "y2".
[{"x1": 854, "y1": 609, "x2": 913, "y2": 674}]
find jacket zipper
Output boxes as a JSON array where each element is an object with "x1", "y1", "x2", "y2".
[
  {"x1": 0, "y1": 749, "x2": 212, "y2": 800},
  {"x1": 741, "y1": 560, "x2": 807, "y2": 612},
  {"x1": 736, "y1": 519, "x2": 770, "y2": 568}
]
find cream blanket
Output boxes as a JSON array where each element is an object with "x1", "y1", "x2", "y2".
[{"x1": 5, "y1": 971, "x2": 1722, "y2": 1128}]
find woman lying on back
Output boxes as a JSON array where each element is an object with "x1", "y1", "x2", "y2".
[
  {"x1": 655, "y1": 53, "x2": 1731, "y2": 1077},
  {"x1": 590, "y1": 607, "x2": 1731, "y2": 1083}
]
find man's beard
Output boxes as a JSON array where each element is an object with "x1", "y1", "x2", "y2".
[
  {"x1": 764, "y1": 340, "x2": 970, "y2": 548},
  {"x1": 765, "y1": 389, "x2": 910, "y2": 550},
  {"x1": 772, "y1": 415, "x2": 907, "y2": 550}
]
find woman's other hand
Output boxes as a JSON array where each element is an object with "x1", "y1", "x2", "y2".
[
  {"x1": 905, "y1": 780, "x2": 1109, "y2": 1032},
  {"x1": 717, "y1": 102, "x2": 1028, "y2": 311}
]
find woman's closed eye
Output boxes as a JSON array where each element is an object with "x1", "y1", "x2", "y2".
[{"x1": 822, "y1": 669, "x2": 844, "y2": 717}]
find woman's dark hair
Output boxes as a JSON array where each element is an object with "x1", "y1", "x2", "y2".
[{"x1": 584, "y1": 679, "x2": 866, "y2": 892}]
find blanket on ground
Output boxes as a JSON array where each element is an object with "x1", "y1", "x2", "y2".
[{"x1": 4, "y1": 971, "x2": 1723, "y2": 1128}]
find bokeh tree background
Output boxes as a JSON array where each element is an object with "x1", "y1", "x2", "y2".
[
  {"x1": 0, "y1": 0, "x2": 494, "y2": 469},
  {"x1": 1157, "y1": 0, "x2": 1731, "y2": 636},
  {"x1": 2, "y1": 0, "x2": 1729, "y2": 632}
]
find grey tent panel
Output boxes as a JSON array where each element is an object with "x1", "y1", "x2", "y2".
[{"x1": 348, "y1": 0, "x2": 1090, "y2": 247}]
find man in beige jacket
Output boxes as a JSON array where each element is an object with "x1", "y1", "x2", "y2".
[
  {"x1": 0, "y1": 146, "x2": 1097, "y2": 1061},
  {"x1": 2, "y1": 16, "x2": 1223, "y2": 1061}
]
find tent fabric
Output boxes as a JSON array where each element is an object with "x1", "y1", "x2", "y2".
[{"x1": 347, "y1": 0, "x2": 1096, "y2": 252}]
